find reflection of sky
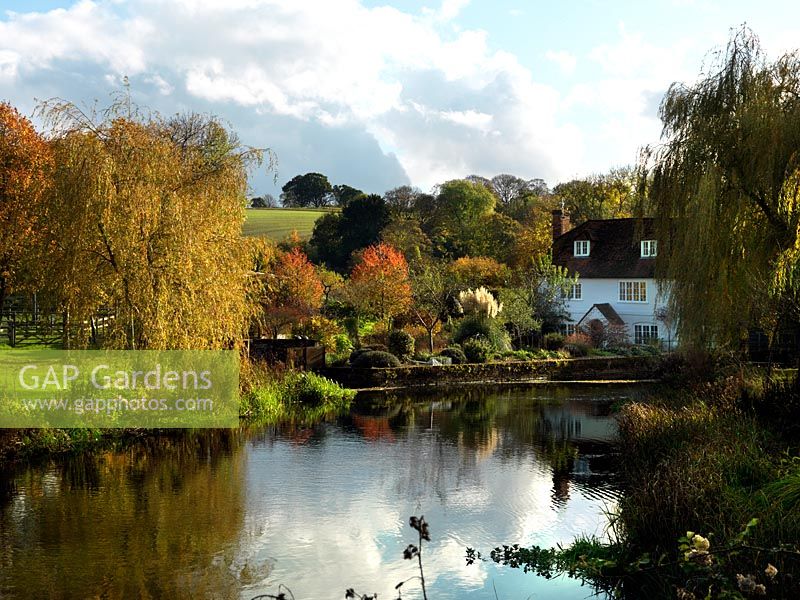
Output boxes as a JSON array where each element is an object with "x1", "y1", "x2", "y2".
[{"x1": 240, "y1": 399, "x2": 619, "y2": 600}]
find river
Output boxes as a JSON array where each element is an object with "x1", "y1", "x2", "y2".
[{"x1": 0, "y1": 384, "x2": 638, "y2": 599}]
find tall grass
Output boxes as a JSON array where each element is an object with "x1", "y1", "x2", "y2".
[
  {"x1": 240, "y1": 360, "x2": 355, "y2": 423},
  {"x1": 615, "y1": 374, "x2": 800, "y2": 591}
]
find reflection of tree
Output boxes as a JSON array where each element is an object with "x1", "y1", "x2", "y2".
[
  {"x1": 0, "y1": 430, "x2": 247, "y2": 599},
  {"x1": 353, "y1": 385, "x2": 623, "y2": 507}
]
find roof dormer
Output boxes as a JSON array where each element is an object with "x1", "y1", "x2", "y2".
[
  {"x1": 640, "y1": 239, "x2": 657, "y2": 258},
  {"x1": 574, "y1": 239, "x2": 590, "y2": 257}
]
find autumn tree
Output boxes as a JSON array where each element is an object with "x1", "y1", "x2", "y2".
[
  {"x1": 448, "y1": 256, "x2": 510, "y2": 289},
  {"x1": 554, "y1": 167, "x2": 637, "y2": 225},
  {"x1": 0, "y1": 103, "x2": 52, "y2": 311},
  {"x1": 639, "y1": 27, "x2": 800, "y2": 349},
  {"x1": 509, "y1": 221, "x2": 554, "y2": 268},
  {"x1": 259, "y1": 248, "x2": 324, "y2": 337},
  {"x1": 347, "y1": 243, "x2": 412, "y2": 333},
  {"x1": 38, "y1": 99, "x2": 264, "y2": 349}
]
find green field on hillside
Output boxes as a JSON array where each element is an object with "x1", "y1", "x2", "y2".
[{"x1": 242, "y1": 208, "x2": 334, "y2": 240}]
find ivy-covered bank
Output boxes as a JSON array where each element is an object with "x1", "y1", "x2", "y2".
[{"x1": 320, "y1": 355, "x2": 662, "y2": 389}]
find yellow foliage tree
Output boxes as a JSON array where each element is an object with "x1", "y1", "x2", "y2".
[{"x1": 38, "y1": 100, "x2": 267, "y2": 349}]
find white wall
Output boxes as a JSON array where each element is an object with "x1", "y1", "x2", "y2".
[{"x1": 564, "y1": 278, "x2": 677, "y2": 347}]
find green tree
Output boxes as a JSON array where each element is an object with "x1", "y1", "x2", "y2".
[
  {"x1": 281, "y1": 172, "x2": 332, "y2": 207},
  {"x1": 511, "y1": 254, "x2": 577, "y2": 339},
  {"x1": 310, "y1": 194, "x2": 390, "y2": 272},
  {"x1": 498, "y1": 287, "x2": 541, "y2": 348},
  {"x1": 431, "y1": 179, "x2": 496, "y2": 257},
  {"x1": 331, "y1": 183, "x2": 363, "y2": 206},
  {"x1": 409, "y1": 261, "x2": 456, "y2": 353},
  {"x1": 381, "y1": 214, "x2": 432, "y2": 265},
  {"x1": 638, "y1": 27, "x2": 800, "y2": 349},
  {"x1": 249, "y1": 194, "x2": 276, "y2": 208},
  {"x1": 308, "y1": 212, "x2": 344, "y2": 269}
]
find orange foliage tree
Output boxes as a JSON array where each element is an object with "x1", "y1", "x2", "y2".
[
  {"x1": 448, "y1": 256, "x2": 510, "y2": 289},
  {"x1": 348, "y1": 243, "x2": 412, "y2": 332},
  {"x1": 0, "y1": 103, "x2": 52, "y2": 310},
  {"x1": 259, "y1": 248, "x2": 324, "y2": 337}
]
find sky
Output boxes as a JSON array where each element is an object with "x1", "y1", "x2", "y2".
[{"x1": 1, "y1": 0, "x2": 799, "y2": 197}]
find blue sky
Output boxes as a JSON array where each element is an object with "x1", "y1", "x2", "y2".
[{"x1": 2, "y1": 1, "x2": 799, "y2": 196}]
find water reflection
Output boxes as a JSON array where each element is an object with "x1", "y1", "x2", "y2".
[{"x1": 0, "y1": 384, "x2": 636, "y2": 600}]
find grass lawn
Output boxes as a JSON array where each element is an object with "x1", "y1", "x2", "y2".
[{"x1": 242, "y1": 208, "x2": 335, "y2": 240}]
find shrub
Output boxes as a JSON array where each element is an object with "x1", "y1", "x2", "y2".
[
  {"x1": 388, "y1": 329, "x2": 415, "y2": 361},
  {"x1": 438, "y1": 346, "x2": 467, "y2": 365},
  {"x1": 563, "y1": 331, "x2": 591, "y2": 357},
  {"x1": 452, "y1": 315, "x2": 511, "y2": 351},
  {"x1": 284, "y1": 371, "x2": 356, "y2": 406},
  {"x1": 463, "y1": 338, "x2": 492, "y2": 363},
  {"x1": 240, "y1": 362, "x2": 355, "y2": 420},
  {"x1": 542, "y1": 332, "x2": 565, "y2": 351},
  {"x1": 501, "y1": 349, "x2": 535, "y2": 361},
  {"x1": 349, "y1": 344, "x2": 389, "y2": 364},
  {"x1": 351, "y1": 350, "x2": 402, "y2": 368}
]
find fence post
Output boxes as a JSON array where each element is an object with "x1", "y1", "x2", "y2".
[{"x1": 9, "y1": 312, "x2": 15, "y2": 348}]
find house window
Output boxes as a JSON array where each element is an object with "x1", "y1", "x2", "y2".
[
  {"x1": 562, "y1": 282, "x2": 582, "y2": 300},
  {"x1": 560, "y1": 323, "x2": 577, "y2": 336},
  {"x1": 619, "y1": 281, "x2": 647, "y2": 302},
  {"x1": 574, "y1": 240, "x2": 590, "y2": 257},
  {"x1": 635, "y1": 324, "x2": 659, "y2": 344},
  {"x1": 641, "y1": 240, "x2": 658, "y2": 258}
]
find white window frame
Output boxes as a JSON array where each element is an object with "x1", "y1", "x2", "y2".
[
  {"x1": 641, "y1": 240, "x2": 658, "y2": 258},
  {"x1": 560, "y1": 323, "x2": 577, "y2": 336},
  {"x1": 574, "y1": 240, "x2": 590, "y2": 257},
  {"x1": 619, "y1": 280, "x2": 648, "y2": 303},
  {"x1": 634, "y1": 324, "x2": 659, "y2": 344},
  {"x1": 562, "y1": 282, "x2": 582, "y2": 300}
]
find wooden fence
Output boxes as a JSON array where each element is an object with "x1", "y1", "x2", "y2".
[{"x1": 0, "y1": 311, "x2": 115, "y2": 348}]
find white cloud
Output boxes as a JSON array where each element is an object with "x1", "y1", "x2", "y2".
[
  {"x1": 0, "y1": 0, "x2": 586, "y2": 190},
  {"x1": 1, "y1": 1, "x2": 719, "y2": 191},
  {"x1": 545, "y1": 50, "x2": 577, "y2": 75}
]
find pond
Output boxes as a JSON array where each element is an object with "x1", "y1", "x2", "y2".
[{"x1": 0, "y1": 384, "x2": 640, "y2": 599}]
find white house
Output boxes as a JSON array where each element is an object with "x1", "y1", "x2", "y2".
[{"x1": 551, "y1": 210, "x2": 676, "y2": 348}]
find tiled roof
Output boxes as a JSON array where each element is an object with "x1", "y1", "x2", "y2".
[
  {"x1": 552, "y1": 218, "x2": 657, "y2": 278},
  {"x1": 577, "y1": 303, "x2": 625, "y2": 327}
]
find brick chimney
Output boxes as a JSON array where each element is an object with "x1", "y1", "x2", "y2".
[{"x1": 552, "y1": 209, "x2": 570, "y2": 241}]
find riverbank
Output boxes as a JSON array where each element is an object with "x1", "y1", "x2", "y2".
[
  {"x1": 613, "y1": 372, "x2": 800, "y2": 597},
  {"x1": 320, "y1": 355, "x2": 662, "y2": 389},
  {"x1": 0, "y1": 364, "x2": 355, "y2": 462}
]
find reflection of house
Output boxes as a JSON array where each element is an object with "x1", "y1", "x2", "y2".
[{"x1": 551, "y1": 211, "x2": 676, "y2": 348}]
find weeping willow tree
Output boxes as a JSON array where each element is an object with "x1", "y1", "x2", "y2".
[
  {"x1": 639, "y1": 27, "x2": 800, "y2": 350},
  {"x1": 36, "y1": 96, "x2": 271, "y2": 349}
]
